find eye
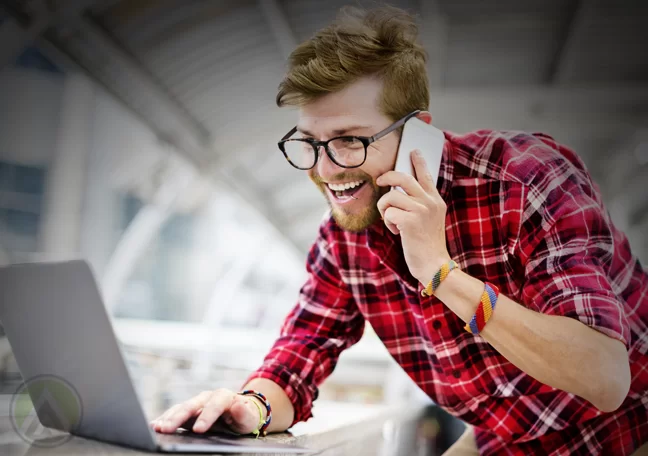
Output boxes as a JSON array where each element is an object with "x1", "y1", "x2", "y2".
[{"x1": 338, "y1": 137, "x2": 363, "y2": 147}]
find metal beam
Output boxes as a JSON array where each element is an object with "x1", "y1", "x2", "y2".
[
  {"x1": 0, "y1": 0, "x2": 116, "y2": 69},
  {"x1": 191, "y1": 232, "x2": 271, "y2": 378},
  {"x1": 548, "y1": 0, "x2": 588, "y2": 84},
  {"x1": 52, "y1": 16, "x2": 212, "y2": 155},
  {"x1": 22, "y1": 13, "x2": 300, "y2": 251},
  {"x1": 419, "y1": 0, "x2": 447, "y2": 88},
  {"x1": 427, "y1": 85, "x2": 648, "y2": 115},
  {"x1": 257, "y1": 0, "x2": 297, "y2": 60},
  {"x1": 102, "y1": 161, "x2": 194, "y2": 310}
]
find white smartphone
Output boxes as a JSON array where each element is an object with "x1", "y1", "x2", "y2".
[{"x1": 393, "y1": 116, "x2": 444, "y2": 192}]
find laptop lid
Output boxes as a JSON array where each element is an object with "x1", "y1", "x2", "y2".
[{"x1": 0, "y1": 260, "x2": 158, "y2": 451}]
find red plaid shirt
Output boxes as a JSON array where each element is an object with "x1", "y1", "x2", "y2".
[{"x1": 247, "y1": 130, "x2": 648, "y2": 455}]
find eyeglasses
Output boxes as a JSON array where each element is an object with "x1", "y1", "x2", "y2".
[{"x1": 278, "y1": 110, "x2": 421, "y2": 170}]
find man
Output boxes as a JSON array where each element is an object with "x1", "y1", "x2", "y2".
[{"x1": 152, "y1": 6, "x2": 648, "y2": 455}]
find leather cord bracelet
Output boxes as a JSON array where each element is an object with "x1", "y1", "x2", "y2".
[{"x1": 238, "y1": 390, "x2": 272, "y2": 437}]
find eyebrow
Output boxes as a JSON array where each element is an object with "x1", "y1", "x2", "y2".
[{"x1": 297, "y1": 125, "x2": 372, "y2": 137}]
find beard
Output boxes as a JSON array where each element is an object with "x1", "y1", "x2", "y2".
[{"x1": 310, "y1": 170, "x2": 388, "y2": 232}]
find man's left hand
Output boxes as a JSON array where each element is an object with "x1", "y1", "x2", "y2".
[{"x1": 376, "y1": 150, "x2": 451, "y2": 285}]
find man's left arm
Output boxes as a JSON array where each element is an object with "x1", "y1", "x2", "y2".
[
  {"x1": 377, "y1": 149, "x2": 632, "y2": 414},
  {"x1": 433, "y1": 269, "x2": 631, "y2": 413}
]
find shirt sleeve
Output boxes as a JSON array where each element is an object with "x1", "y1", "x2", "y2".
[
  {"x1": 244, "y1": 221, "x2": 365, "y2": 425},
  {"x1": 514, "y1": 137, "x2": 630, "y2": 347}
]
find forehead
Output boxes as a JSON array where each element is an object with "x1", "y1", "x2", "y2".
[{"x1": 296, "y1": 77, "x2": 387, "y2": 135}]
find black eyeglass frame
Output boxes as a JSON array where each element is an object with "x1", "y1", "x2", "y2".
[{"x1": 278, "y1": 110, "x2": 421, "y2": 170}]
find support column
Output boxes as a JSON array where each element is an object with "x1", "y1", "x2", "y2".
[{"x1": 39, "y1": 73, "x2": 95, "y2": 260}]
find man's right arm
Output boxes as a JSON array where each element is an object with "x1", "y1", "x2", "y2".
[
  {"x1": 151, "y1": 378, "x2": 292, "y2": 435},
  {"x1": 152, "y1": 221, "x2": 364, "y2": 435}
]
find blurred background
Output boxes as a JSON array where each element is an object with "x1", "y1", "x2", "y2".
[{"x1": 0, "y1": 0, "x2": 646, "y2": 451}]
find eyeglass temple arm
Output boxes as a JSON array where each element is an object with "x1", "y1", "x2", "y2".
[
  {"x1": 369, "y1": 110, "x2": 421, "y2": 143},
  {"x1": 281, "y1": 126, "x2": 298, "y2": 141},
  {"x1": 281, "y1": 110, "x2": 421, "y2": 143}
]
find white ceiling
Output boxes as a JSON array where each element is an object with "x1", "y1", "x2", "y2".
[{"x1": 2, "y1": 0, "x2": 646, "y2": 258}]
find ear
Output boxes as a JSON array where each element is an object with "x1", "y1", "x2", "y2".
[{"x1": 415, "y1": 111, "x2": 433, "y2": 125}]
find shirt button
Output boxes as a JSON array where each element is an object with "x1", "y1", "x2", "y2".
[
  {"x1": 432, "y1": 320, "x2": 442, "y2": 330},
  {"x1": 452, "y1": 370, "x2": 461, "y2": 379}
]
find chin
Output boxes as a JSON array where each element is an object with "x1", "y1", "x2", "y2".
[{"x1": 331, "y1": 205, "x2": 381, "y2": 232}]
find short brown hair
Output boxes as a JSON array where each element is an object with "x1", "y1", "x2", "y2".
[{"x1": 276, "y1": 5, "x2": 429, "y2": 122}]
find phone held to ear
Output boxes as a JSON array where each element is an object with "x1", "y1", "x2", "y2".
[{"x1": 393, "y1": 116, "x2": 444, "y2": 193}]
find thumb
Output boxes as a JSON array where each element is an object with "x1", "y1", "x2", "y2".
[{"x1": 226, "y1": 396, "x2": 263, "y2": 434}]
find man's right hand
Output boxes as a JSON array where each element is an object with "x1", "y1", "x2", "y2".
[{"x1": 150, "y1": 389, "x2": 263, "y2": 435}]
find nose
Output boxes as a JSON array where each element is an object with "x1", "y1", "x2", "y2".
[{"x1": 315, "y1": 145, "x2": 344, "y2": 180}]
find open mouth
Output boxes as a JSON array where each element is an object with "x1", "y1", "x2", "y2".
[{"x1": 326, "y1": 180, "x2": 367, "y2": 203}]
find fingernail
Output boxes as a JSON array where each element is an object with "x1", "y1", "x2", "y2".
[
  {"x1": 193, "y1": 420, "x2": 205, "y2": 432},
  {"x1": 414, "y1": 150, "x2": 422, "y2": 157}
]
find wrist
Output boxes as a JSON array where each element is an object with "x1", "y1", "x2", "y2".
[
  {"x1": 417, "y1": 255, "x2": 453, "y2": 287},
  {"x1": 434, "y1": 270, "x2": 485, "y2": 322},
  {"x1": 248, "y1": 396, "x2": 268, "y2": 421},
  {"x1": 238, "y1": 389, "x2": 272, "y2": 436}
]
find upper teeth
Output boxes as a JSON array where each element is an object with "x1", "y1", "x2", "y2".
[{"x1": 328, "y1": 180, "x2": 364, "y2": 192}]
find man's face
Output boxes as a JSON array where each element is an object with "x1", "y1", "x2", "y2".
[{"x1": 298, "y1": 77, "x2": 400, "y2": 232}]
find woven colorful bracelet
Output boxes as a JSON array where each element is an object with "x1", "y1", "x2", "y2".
[
  {"x1": 421, "y1": 260, "x2": 460, "y2": 297},
  {"x1": 238, "y1": 390, "x2": 272, "y2": 437},
  {"x1": 464, "y1": 282, "x2": 500, "y2": 335}
]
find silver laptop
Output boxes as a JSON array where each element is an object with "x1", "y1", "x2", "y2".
[{"x1": 0, "y1": 260, "x2": 310, "y2": 453}]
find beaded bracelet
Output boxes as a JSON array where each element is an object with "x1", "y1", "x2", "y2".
[
  {"x1": 238, "y1": 390, "x2": 272, "y2": 437},
  {"x1": 464, "y1": 282, "x2": 499, "y2": 335},
  {"x1": 421, "y1": 260, "x2": 460, "y2": 297}
]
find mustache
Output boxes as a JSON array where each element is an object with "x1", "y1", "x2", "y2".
[{"x1": 310, "y1": 171, "x2": 374, "y2": 186}]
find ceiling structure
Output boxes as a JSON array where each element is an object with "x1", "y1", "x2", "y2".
[{"x1": 1, "y1": 0, "x2": 647, "y2": 259}]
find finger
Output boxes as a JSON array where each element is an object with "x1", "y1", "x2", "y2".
[
  {"x1": 385, "y1": 220, "x2": 400, "y2": 235},
  {"x1": 227, "y1": 397, "x2": 262, "y2": 434},
  {"x1": 159, "y1": 391, "x2": 212, "y2": 433},
  {"x1": 162, "y1": 394, "x2": 210, "y2": 433},
  {"x1": 384, "y1": 207, "x2": 410, "y2": 233},
  {"x1": 153, "y1": 404, "x2": 182, "y2": 432},
  {"x1": 376, "y1": 171, "x2": 425, "y2": 198},
  {"x1": 381, "y1": 209, "x2": 400, "y2": 235},
  {"x1": 192, "y1": 389, "x2": 236, "y2": 433},
  {"x1": 376, "y1": 189, "x2": 423, "y2": 219},
  {"x1": 410, "y1": 150, "x2": 437, "y2": 195}
]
